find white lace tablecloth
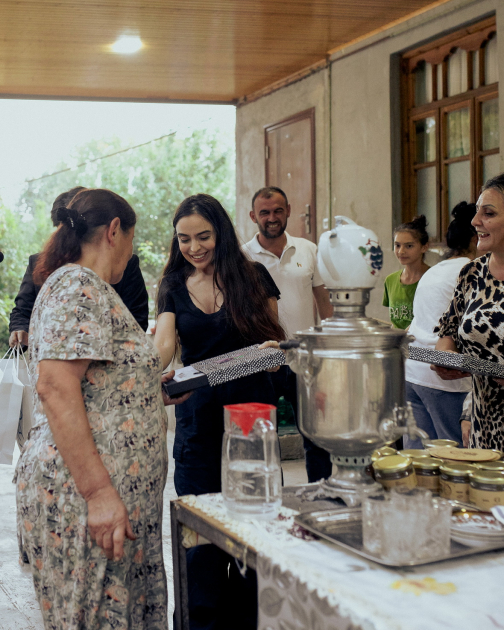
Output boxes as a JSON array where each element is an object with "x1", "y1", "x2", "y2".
[{"x1": 180, "y1": 493, "x2": 504, "y2": 630}]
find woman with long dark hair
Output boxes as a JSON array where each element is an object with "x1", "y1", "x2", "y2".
[
  {"x1": 154, "y1": 193, "x2": 284, "y2": 629},
  {"x1": 16, "y1": 188, "x2": 188, "y2": 630}
]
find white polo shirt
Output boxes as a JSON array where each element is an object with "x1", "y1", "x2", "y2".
[{"x1": 243, "y1": 232, "x2": 324, "y2": 339}]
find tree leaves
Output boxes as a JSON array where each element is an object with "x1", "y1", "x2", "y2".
[{"x1": 0, "y1": 128, "x2": 235, "y2": 350}]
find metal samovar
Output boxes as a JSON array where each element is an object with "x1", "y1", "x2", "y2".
[{"x1": 281, "y1": 217, "x2": 427, "y2": 506}]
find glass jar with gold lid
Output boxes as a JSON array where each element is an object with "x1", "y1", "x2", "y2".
[
  {"x1": 373, "y1": 455, "x2": 417, "y2": 490},
  {"x1": 469, "y1": 470, "x2": 504, "y2": 509},
  {"x1": 474, "y1": 461, "x2": 504, "y2": 472},
  {"x1": 411, "y1": 457, "x2": 443, "y2": 492},
  {"x1": 371, "y1": 447, "x2": 397, "y2": 463},
  {"x1": 440, "y1": 462, "x2": 476, "y2": 502},
  {"x1": 422, "y1": 439, "x2": 459, "y2": 449},
  {"x1": 399, "y1": 449, "x2": 431, "y2": 459}
]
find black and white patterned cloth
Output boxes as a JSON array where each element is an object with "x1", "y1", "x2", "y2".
[
  {"x1": 193, "y1": 344, "x2": 285, "y2": 386},
  {"x1": 435, "y1": 255, "x2": 504, "y2": 450}
]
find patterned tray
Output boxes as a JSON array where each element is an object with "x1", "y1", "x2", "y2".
[
  {"x1": 408, "y1": 346, "x2": 504, "y2": 379},
  {"x1": 163, "y1": 344, "x2": 285, "y2": 396}
]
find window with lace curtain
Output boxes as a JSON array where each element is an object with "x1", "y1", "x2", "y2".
[{"x1": 401, "y1": 17, "x2": 499, "y2": 241}]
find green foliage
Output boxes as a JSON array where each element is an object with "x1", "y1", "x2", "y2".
[
  {"x1": 0, "y1": 128, "x2": 235, "y2": 353},
  {"x1": 0, "y1": 199, "x2": 53, "y2": 352}
]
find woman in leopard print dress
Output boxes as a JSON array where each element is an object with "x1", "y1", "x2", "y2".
[{"x1": 434, "y1": 174, "x2": 504, "y2": 451}]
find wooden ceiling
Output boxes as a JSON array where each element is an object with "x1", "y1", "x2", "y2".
[{"x1": 0, "y1": 0, "x2": 448, "y2": 103}]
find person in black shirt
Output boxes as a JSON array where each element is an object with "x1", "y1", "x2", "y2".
[
  {"x1": 154, "y1": 193, "x2": 284, "y2": 630},
  {"x1": 9, "y1": 187, "x2": 149, "y2": 346}
]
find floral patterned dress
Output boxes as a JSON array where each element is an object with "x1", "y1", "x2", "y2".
[
  {"x1": 15, "y1": 264, "x2": 168, "y2": 630},
  {"x1": 436, "y1": 255, "x2": 504, "y2": 450}
]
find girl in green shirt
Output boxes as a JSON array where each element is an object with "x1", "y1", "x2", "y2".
[{"x1": 383, "y1": 215, "x2": 430, "y2": 329}]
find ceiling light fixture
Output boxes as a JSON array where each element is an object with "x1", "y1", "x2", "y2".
[{"x1": 111, "y1": 35, "x2": 143, "y2": 54}]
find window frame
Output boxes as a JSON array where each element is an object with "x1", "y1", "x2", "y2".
[{"x1": 401, "y1": 16, "x2": 498, "y2": 242}]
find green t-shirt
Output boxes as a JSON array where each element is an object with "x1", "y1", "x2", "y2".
[{"x1": 382, "y1": 270, "x2": 419, "y2": 329}]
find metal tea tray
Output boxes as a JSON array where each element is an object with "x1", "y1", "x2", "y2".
[{"x1": 294, "y1": 506, "x2": 504, "y2": 568}]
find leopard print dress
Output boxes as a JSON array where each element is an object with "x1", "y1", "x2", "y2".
[{"x1": 436, "y1": 254, "x2": 504, "y2": 450}]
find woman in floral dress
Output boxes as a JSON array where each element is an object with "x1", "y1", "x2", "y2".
[
  {"x1": 434, "y1": 174, "x2": 504, "y2": 451},
  {"x1": 15, "y1": 188, "x2": 188, "y2": 630}
]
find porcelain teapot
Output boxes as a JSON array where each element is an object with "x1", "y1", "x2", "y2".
[{"x1": 317, "y1": 216, "x2": 383, "y2": 289}]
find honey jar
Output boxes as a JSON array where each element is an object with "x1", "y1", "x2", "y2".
[
  {"x1": 422, "y1": 439, "x2": 459, "y2": 449},
  {"x1": 469, "y1": 470, "x2": 504, "y2": 509},
  {"x1": 399, "y1": 449, "x2": 431, "y2": 459},
  {"x1": 411, "y1": 457, "x2": 443, "y2": 493},
  {"x1": 373, "y1": 455, "x2": 417, "y2": 491},
  {"x1": 439, "y1": 462, "x2": 477, "y2": 502},
  {"x1": 371, "y1": 447, "x2": 397, "y2": 463},
  {"x1": 474, "y1": 461, "x2": 504, "y2": 472}
]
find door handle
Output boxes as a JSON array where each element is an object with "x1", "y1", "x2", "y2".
[{"x1": 300, "y1": 204, "x2": 311, "y2": 234}]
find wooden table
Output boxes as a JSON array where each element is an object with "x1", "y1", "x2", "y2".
[{"x1": 170, "y1": 487, "x2": 341, "y2": 629}]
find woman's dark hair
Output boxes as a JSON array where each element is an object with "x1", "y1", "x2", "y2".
[
  {"x1": 157, "y1": 193, "x2": 285, "y2": 343},
  {"x1": 34, "y1": 188, "x2": 136, "y2": 284},
  {"x1": 481, "y1": 172, "x2": 504, "y2": 198},
  {"x1": 394, "y1": 215, "x2": 429, "y2": 246},
  {"x1": 50, "y1": 186, "x2": 86, "y2": 227},
  {"x1": 445, "y1": 201, "x2": 476, "y2": 256}
]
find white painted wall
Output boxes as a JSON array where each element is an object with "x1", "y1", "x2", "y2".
[
  {"x1": 235, "y1": 69, "x2": 330, "y2": 244},
  {"x1": 235, "y1": 0, "x2": 504, "y2": 319}
]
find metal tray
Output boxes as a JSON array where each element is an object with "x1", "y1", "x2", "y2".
[{"x1": 294, "y1": 506, "x2": 504, "y2": 567}]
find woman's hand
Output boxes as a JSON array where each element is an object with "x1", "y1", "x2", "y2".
[
  {"x1": 461, "y1": 420, "x2": 471, "y2": 447},
  {"x1": 431, "y1": 337, "x2": 470, "y2": 380},
  {"x1": 86, "y1": 484, "x2": 136, "y2": 561},
  {"x1": 9, "y1": 330, "x2": 28, "y2": 347},
  {"x1": 430, "y1": 364, "x2": 471, "y2": 380},
  {"x1": 259, "y1": 340, "x2": 282, "y2": 372},
  {"x1": 161, "y1": 370, "x2": 192, "y2": 406}
]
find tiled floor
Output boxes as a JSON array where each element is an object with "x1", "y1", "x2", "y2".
[{"x1": 0, "y1": 432, "x2": 307, "y2": 630}]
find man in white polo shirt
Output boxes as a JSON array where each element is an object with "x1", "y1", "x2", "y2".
[{"x1": 244, "y1": 186, "x2": 333, "y2": 482}]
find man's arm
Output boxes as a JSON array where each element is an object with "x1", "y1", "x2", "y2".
[
  {"x1": 9, "y1": 254, "x2": 39, "y2": 346},
  {"x1": 313, "y1": 285, "x2": 333, "y2": 321},
  {"x1": 112, "y1": 255, "x2": 149, "y2": 332}
]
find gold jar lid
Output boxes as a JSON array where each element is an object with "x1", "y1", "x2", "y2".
[
  {"x1": 474, "y1": 461, "x2": 504, "y2": 471},
  {"x1": 374, "y1": 455, "x2": 412, "y2": 473},
  {"x1": 469, "y1": 470, "x2": 504, "y2": 485},
  {"x1": 411, "y1": 457, "x2": 443, "y2": 470},
  {"x1": 399, "y1": 449, "x2": 431, "y2": 459},
  {"x1": 371, "y1": 447, "x2": 397, "y2": 462},
  {"x1": 491, "y1": 450, "x2": 504, "y2": 460},
  {"x1": 440, "y1": 462, "x2": 477, "y2": 476},
  {"x1": 422, "y1": 439, "x2": 459, "y2": 449}
]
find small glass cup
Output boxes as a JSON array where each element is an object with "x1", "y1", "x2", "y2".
[
  {"x1": 362, "y1": 493, "x2": 386, "y2": 555},
  {"x1": 421, "y1": 497, "x2": 452, "y2": 558},
  {"x1": 380, "y1": 488, "x2": 432, "y2": 564}
]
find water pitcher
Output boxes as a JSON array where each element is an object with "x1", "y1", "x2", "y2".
[{"x1": 222, "y1": 403, "x2": 281, "y2": 520}]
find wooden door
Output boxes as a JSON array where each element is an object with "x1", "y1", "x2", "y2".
[{"x1": 265, "y1": 108, "x2": 316, "y2": 242}]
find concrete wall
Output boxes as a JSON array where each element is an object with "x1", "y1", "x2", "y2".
[{"x1": 235, "y1": 0, "x2": 504, "y2": 319}]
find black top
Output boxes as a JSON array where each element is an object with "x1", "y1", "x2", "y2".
[
  {"x1": 9, "y1": 253, "x2": 149, "y2": 332},
  {"x1": 160, "y1": 262, "x2": 280, "y2": 366}
]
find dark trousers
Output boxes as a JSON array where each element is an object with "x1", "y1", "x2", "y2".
[
  {"x1": 175, "y1": 460, "x2": 257, "y2": 630},
  {"x1": 271, "y1": 366, "x2": 332, "y2": 483},
  {"x1": 173, "y1": 374, "x2": 276, "y2": 630}
]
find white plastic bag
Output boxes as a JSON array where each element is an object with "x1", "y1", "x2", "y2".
[
  {"x1": 17, "y1": 350, "x2": 34, "y2": 448},
  {"x1": 0, "y1": 348, "x2": 24, "y2": 464}
]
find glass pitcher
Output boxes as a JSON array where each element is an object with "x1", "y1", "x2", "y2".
[{"x1": 222, "y1": 403, "x2": 282, "y2": 520}]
